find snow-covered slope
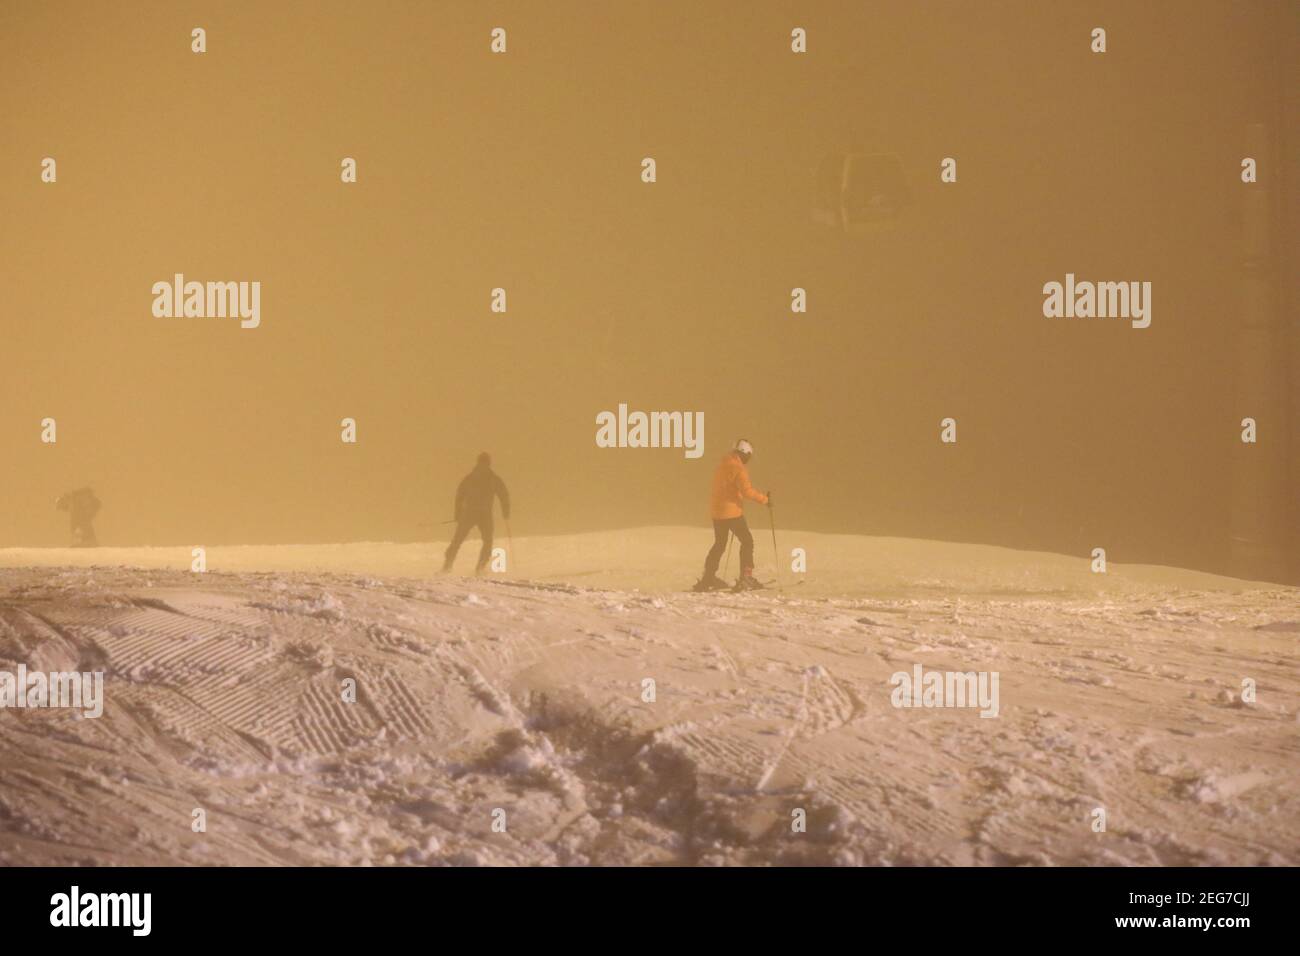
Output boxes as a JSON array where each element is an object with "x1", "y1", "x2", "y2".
[{"x1": 0, "y1": 529, "x2": 1295, "y2": 865}]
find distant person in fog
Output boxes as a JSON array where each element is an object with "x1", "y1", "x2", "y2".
[
  {"x1": 56, "y1": 487, "x2": 101, "y2": 547},
  {"x1": 443, "y1": 453, "x2": 510, "y2": 574}
]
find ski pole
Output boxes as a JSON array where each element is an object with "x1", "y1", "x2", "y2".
[
  {"x1": 505, "y1": 518, "x2": 516, "y2": 573},
  {"x1": 767, "y1": 504, "x2": 780, "y2": 584}
]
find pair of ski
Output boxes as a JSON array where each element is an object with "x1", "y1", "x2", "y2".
[{"x1": 690, "y1": 578, "x2": 772, "y2": 594}]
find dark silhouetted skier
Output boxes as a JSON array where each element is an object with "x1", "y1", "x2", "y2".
[{"x1": 443, "y1": 453, "x2": 510, "y2": 574}]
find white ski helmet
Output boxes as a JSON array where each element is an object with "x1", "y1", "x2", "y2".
[{"x1": 734, "y1": 439, "x2": 754, "y2": 456}]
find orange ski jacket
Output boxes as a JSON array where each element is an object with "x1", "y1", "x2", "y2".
[{"x1": 710, "y1": 451, "x2": 768, "y2": 519}]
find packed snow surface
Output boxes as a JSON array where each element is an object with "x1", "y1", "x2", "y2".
[{"x1": 0, "y1": 528, "x2": 1295, "y2": 865}]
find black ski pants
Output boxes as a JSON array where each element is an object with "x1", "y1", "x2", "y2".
[
  {"x1": 445, "y1": 514, "x2": 494, "y2": 571},
  {"x1": 704, "y1": 515, "x2": 753, "y2": 578}
]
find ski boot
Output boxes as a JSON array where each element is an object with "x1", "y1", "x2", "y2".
[{"x1": 691, "y1": 573, "x2": 729, "y2": 592}]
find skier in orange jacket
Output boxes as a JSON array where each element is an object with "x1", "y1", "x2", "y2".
[{"x1": 694, "y1": 439, "x2": 771, "y2": 591}]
